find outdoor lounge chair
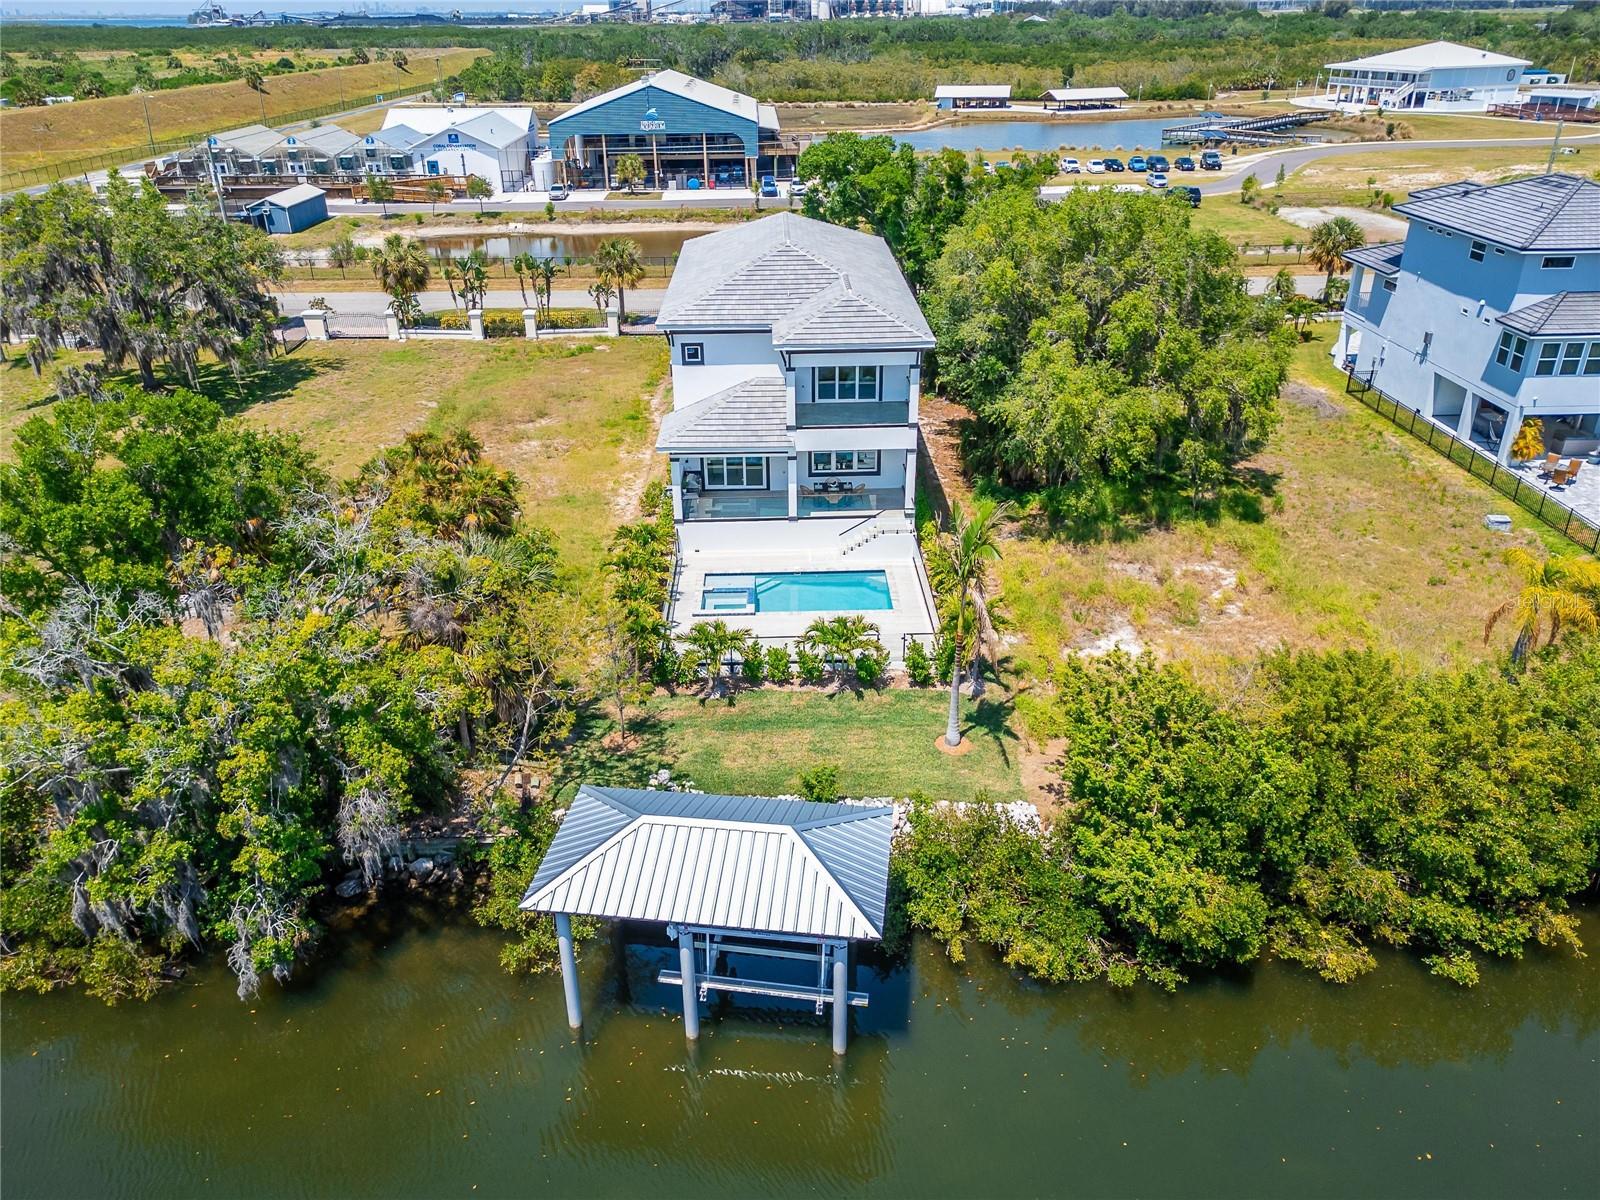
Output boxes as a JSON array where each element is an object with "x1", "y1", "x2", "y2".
[
  {"x1": 1560, "y1": 461, "x2": 1584, "y2": 487},
  {"x1": 1539, "y1": 452, "x2": 1561, "y2": 476}
]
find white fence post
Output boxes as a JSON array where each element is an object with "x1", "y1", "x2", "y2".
[
  {"x1": 300, "y1": 309, "x2": 330, "y2": 341},
  {"x1": 467, "y1": 308, "x2": 485, "y2": 340},
  {"x1": 522, "y1": 307, "x2": 539, "y2": 340},
  {"x1": 383, "y1": 303, "x2": 402, "y2": 342},
  {"x1": 605, "y1": 301, "x2": 621, "y2": 338}
]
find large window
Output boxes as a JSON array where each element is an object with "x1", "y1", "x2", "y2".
[
  {"x1": 810, "y1": 450, "x2": 879, "y2": 475},
  {"x1": 816, "y1": 366, "x2": 880, "y2": 402},
  {"x1": 1541, "y1": 256, "x2": 1575, "y2": 270},
  {"x1": 703, "y1": 456, "x2": 767, "y2": 489},
  {"x1": 1495, "y1": 330, "x2": 1527, "y2": 372},
  {"x1": 1533, "y1": 339, "x2": 1600, "y2": 377}
]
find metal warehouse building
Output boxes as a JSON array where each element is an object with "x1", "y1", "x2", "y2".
[{"x1": 546, "y1": 69, "x2": 798, "y2": 192}]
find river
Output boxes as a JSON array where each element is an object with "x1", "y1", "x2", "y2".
[{"x1": 4, "y1": 904, "x2": 1596, "y2": 1199}]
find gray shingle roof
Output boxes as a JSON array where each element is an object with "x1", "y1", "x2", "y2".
[
  {"x1": 656, "y1": 375, "x2": 791, "y2": 453},
  {"x1": 656, "y1": 213, "x2": 935, "y2": 349},
  {"x1": 1342, "y1": 241, "x2": 1405, "y2": 275},
  {"x1": 519, "y1": 786, "x2": 894, "y2": 941},
  {"x1": 1497, "y1": 292, "x2": 1600, "y2": 337},
  {"x1": 1394, "y1": 173, "x2": 1600, "y2": 252}
]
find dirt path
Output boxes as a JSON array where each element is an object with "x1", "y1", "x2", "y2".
[{"x1": 610, "y1": 375, "x2": 673, "y2": 522}]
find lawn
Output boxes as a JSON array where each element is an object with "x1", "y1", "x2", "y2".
[
  {"x1": 923, "y1": 322, "x2": 1547, "y2": 693},
  {"x1": 552, "y1": 687, "x2": 1022, "y2": 804},
  {"x1": 0, "y1": 48, "x2": 486, "y2": 181},
  {"x1": 3, "y1": 337, "x2": 669, "y2": 582},
  {"x1": 1275, "y1": 144, "x2": 1584, "y2": 207},
  {"x1": 1190, "y1": 202, "x2": 1313, "y2": 247}
]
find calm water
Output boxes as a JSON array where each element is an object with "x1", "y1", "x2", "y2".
[
  {"x1": 414, "y1": 229, "x2": 697, "y2": 263},
  {"x1": 897, "y1": 117, "x2": 1178, "y2": 155},
  {"x1": 4, "y1": 904, "x2": 1597, "y2": 1199}
]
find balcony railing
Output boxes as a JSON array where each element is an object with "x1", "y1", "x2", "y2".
[
  {"x1": 682, "y1": 487, "x2": 906, "y2": 520},
  {"x1": 794, "y1": 401, "x2": 911, "y2": 428}
]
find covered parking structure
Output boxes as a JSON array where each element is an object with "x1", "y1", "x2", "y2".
[
  {"x1": 520, "y1": 785, "x2": 892, "y2": 1054},
  {"x1": 1041, "y1": 85, "x2": 1129, "y2": 111}
]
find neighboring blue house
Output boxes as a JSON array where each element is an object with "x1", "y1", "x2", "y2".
[
  {"x1": 545, "y1": 70, "x2": 793, "y2": 191},
  {"x1": 1336, "y1": 173, "x2": 1600, "y2": 465},
  {"x1": 245, "y1": 183, "x2": 328, "y2": 235}
]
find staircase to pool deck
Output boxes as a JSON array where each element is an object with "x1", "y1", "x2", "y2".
[{"x1": 839, "y1": 510, "x2": 913, "y2": 556}]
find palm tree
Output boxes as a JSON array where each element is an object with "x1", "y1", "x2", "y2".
[
  {"x1": 683, "y1": 620, "x2": 752, "y2": 697},
  {"x1": 510, "y1": 252, "x2": 536, "y2": 309},
  {"x1": 370, "y1": 234, "x2": 430, "y2": 328},
  {"x1": 1306, "y1": 216, "x2": 1365, "y2": 303},
  {"x1": 801, "y1": 615, "x2": 881, "y2": 684},
  {"x1": 593, "y1": 237, "x2": 645, "y2": 324},
  {"x1": 927, "y1": 499, "x2": 1014, "y2": 747},
  {"x1": 533, "y1": 257, "x2": 561, "y2": 319},
  {"x1": 1485, "y1": 549, "x2": 1600, "y2": 666}
]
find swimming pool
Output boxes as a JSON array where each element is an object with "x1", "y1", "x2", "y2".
[{"x1": 700, "y1": 570, "x2": 892, "y2": 614}]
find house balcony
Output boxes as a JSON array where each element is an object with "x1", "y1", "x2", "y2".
[
  {"x1": 683, "y1": 486, "x2": 907, "y2": 520},
  {"x1": 793, "y1": 401, "x2": 911, "y2": 428}
]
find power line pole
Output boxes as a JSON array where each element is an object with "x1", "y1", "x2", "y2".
[
  {"x1": 140, "y1": 91, "x2": 156, "y2": 156},
  {"x1": 1545, "y1": 119, "x2": 1565, "y2": 174}
]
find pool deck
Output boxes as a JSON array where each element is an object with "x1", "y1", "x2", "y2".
[{"x1": 668, "y1": 519, "x2": 938, "y2": 663}]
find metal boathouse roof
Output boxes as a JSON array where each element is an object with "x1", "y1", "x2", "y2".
[{"x1": 519, "y1": 786, "x2": 893, "y2": 941}]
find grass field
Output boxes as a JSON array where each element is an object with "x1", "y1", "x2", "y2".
[
  {"x1": 1276, "y1": 144, "x2": 1588, "y2": 207},
  {"x1": 1190, "y1": 202, "x2": 1314, "y2": 246},
  {"x1": 3, "y1": 336, "x2": 668, "y2": 581},
  {"x1": 923, "y1": 323, "x2": 1551, "y2": 691},
  {"x1": 551, "y1": 688, "x2": 1021, "y2": 804},
  {"x1": 0, "y1": 48, "x2": 486, "y2": 178}
]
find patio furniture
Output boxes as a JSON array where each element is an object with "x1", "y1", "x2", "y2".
[
  {"x1": 1538, "y1": 452, "x2": 1561, "y2": 477},
  {"x1": 1561, "y1": 460, "x2": 1584, "y2": 487},
  {"x1": 1552, "y1": 461, "x2": 1576, "y2": 486}
]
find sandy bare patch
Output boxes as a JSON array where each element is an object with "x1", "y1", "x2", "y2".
[{"x1": 1276, "y1": 205, "x2": 1407, "y2": 240}]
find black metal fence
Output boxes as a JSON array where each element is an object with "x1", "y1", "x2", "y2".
[
  {"x1": 2, "y1": 79, "x2": 440, "y2": 192},
  {"x1": 1345, "y1": 368, "x2": 1600, "y2": 556}
]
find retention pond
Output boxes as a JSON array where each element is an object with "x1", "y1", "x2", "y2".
[{"x1": 4, "y1": 903, "x2": 1596, "y2": 1198}]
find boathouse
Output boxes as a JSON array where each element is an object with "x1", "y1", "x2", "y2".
[{"x1": 520, "y1": 785, "x2": 893, "y2": 1054}]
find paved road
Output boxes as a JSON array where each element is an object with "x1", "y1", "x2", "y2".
[{"x1": 274, "y1": 287, "x2": 668, "y2": 316}]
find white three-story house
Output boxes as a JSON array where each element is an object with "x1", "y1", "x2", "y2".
[{"x1": 653, "y1": 213, "x2": 939, "y2": 658}]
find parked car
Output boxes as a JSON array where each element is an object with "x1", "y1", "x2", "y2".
[
  {"x1": 1128, "y1": 155, "x2": 1148, "y2": 172},
  {"x1": 1200, "y1": 150, "x2": 1223, "y2": 170},
  {"x1": 1087, "y1": 159, "x2": 1106, "y2": 174},
  {"x1": 1174, "y1": 156, "x2": 1197, "y2": 172},
  {"x1": 982, "y1": 160, "x2": 996, "y2": 175},
  {"x1": 1112, "y1": 183, "x2": 1144, "y2": 194},
  {"x1": 1146, "y1": 171, "x2": 1169, "y2": 189},
  {"x1": 548, "y1": 181, "x2": 569, "y2": 201},
  {"x1": 1147, "y1": 154, "x2": 1170, "y2": 172},
  {"x1": 760, "y1": 174, "x2": 779, "y2": 198},
  {"x1": 1168, "y1": 185, "x2": 1202, "y2": 207},
  {"x1": 1103, "y1": 157, "x2": 1126, "y2": 172},
  {"x1": 1060, "y1": 157, "x2": 1081, "y2": 174},
  {"x1": 789, "y1": 178, "x2": 809, "y2": 197}
]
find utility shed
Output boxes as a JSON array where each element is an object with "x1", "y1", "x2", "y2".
[
  {"x1": 246, "y1": 183, "x2": 328, "y2": 235},
  {"x1": 520, "y1": 785, "x2": 893, "y2": 1054}
]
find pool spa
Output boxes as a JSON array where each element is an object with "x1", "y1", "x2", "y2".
[{"x1": 700, "y1": 570, "x2": 892, "y2": 615}]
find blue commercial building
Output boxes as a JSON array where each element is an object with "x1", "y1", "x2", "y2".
[
  {"x1": 244, "y1": 182, "x2": 328, "y2": 235},
  {"x1": 545, "y1": 69, "x2": 796, "y2": 191},
  {"x1": 1336, "y1": 173, "x2": 1600, "y2": 465}
]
